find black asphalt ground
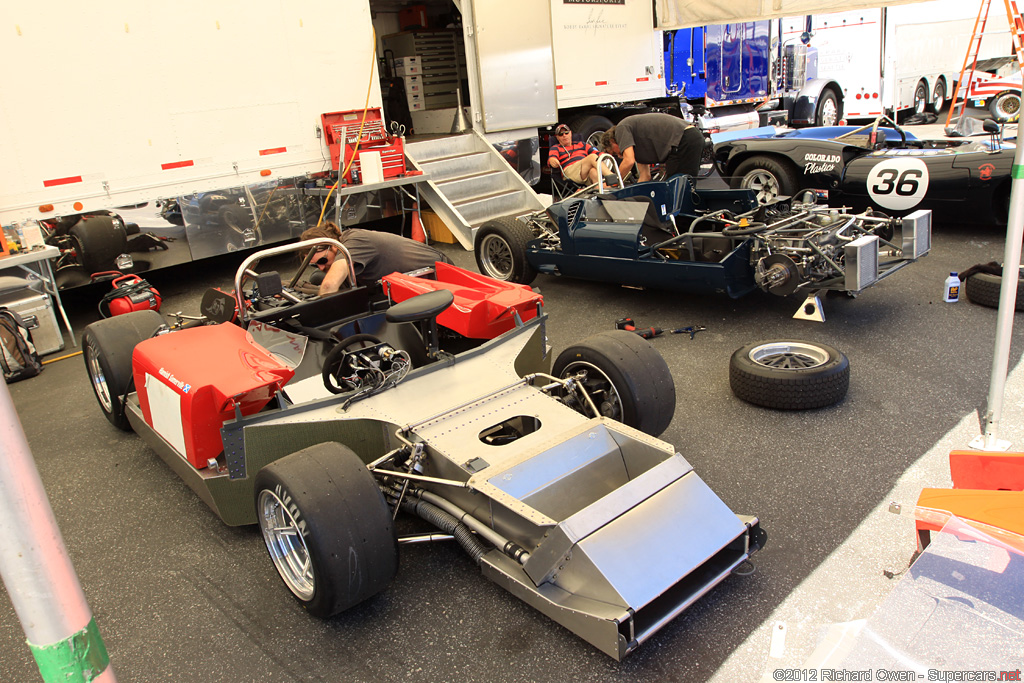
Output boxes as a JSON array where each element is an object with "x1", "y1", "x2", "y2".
[{"x1": 2, "y1": 169, "x2": 1023, "y2": 681}]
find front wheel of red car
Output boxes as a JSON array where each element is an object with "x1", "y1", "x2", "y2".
[
  {"x1": 255, "y1": 442, "x2": 398, "y2": 618},
  {"x1": 475, "y1": 216, "x2": 537, "y2": 285},
  {"x1": 553, "y1": 330, "x2": 676, "y2": 437},
  {"x1": 81, "y1": 310, "x2": 166, "y2": 430},
  {"x1": 730, "y1": 340, "x2": 849, "y2": 410}
]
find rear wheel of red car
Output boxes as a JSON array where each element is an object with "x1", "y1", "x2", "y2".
[
  {"x1": 553, "y1": 330, "x2": 676, "y2": 437},
  {"x1": 730, "y1": 340, "x2": 849, "y2": 410},
  {"x1": 965, "y1": 270, "x2": 1024, "y2": 311},
  {"x1": 255, "y1": 442, "x2": 398, "y2": 619},
  {"x1": 732, "y1": 156, "x2": 799, "y2": 204},
  {"x1": 475, "y1": 216, "x2": 537, "y2": 285},
  {"x1": 81, "y1": 310, "x2": 166, "y2": 430}
]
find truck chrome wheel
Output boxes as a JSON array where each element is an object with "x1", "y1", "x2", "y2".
[
  {"x1": 747, "y1": 341, "x2": 829, "y2": 370},
  {"x1": 478, "y1": 233, "x2": 513, "y2": 279},
  {"x1": 258, "y1": 488, "x2": 315, "y2": 601},
  {"x1": 85, "y1": 346, "x2": 114, "y2": 413}
]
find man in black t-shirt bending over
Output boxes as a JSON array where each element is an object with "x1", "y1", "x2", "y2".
[
  {"x1": 300, "y1": 222, "x2": 452, "y2": 295},
  {"x1": 601, "y1": 112, "x2": 704, "y2": 182}
]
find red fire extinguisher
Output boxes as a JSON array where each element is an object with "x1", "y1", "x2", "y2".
[{"x1": 97, "y1": 273, "x2": 162, "y2": 318}]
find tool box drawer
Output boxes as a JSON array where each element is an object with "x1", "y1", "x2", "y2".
[{"x1": 0, "y1": 289, "x2": 64, "y2": 355}]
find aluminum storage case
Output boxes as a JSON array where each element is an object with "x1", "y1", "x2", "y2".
[{"x1": 0, "y1": 287, "x2": 64, "y2": 355}]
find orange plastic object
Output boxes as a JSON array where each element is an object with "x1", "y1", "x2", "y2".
[
  {"x1": 133, "y1": 323, "x2": 294, "y2": 468},
  {"x1": 382, "y1": 262, "x2": 542, "y2": 339},
  {"x1": 915, "y1": 488, "x2": 1024, "y2": 554},
  {"x1": 949, "y1": 450, "x2": 1024, "y2": 491}
]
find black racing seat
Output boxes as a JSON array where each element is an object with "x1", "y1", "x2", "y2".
[{"x1": 386, "y1": 289, "x2": 454, "y2": 360}]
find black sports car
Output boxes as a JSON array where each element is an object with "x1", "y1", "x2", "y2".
[{"x1": 713, "y1": 117, "x2": 1013, "y2": 226}]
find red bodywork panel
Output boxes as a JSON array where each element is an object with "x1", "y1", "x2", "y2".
[
  {"x1": 914, "y1": 451, "x2": 1024, "y2": 555},
  {"x1": 383, "y1": 262, "x2": 543, "y2": 339},
  {"x1": 949, "y1": 450, "x2": 1024, "y2": 491},
  {"x1": 133, "y1": 323, "x2": 294, "y2": 468}
]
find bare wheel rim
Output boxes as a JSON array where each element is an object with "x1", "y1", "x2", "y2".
[
  {"x1": 560, "y1": 360, "x2": 623, "y2": 420},
  {"x1": 85, "y1": 346, "x2": 113, "y2": 413},
  {"x1": 586, "y1": 130, "x2": 605, "y2": 150},
  {"x1": 258, "y1": 488, "x2": 315, "y2": 601},
  {"x1": 820, "y1": 97, "x2": 838, "y2": 126},
  {"x1": 748, "y1": 342, "x2": 829, "y2": 370},
  {"x1": 741, "y1": 170, "x2": 780, "y2": 203},
  {"x1": 479, "y1": 233, "x2": 513, "y2": 279}
]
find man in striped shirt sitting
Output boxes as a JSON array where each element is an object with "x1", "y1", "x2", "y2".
[{"x1": 547, "y1": 123, "x2": 609, "y2": 186}]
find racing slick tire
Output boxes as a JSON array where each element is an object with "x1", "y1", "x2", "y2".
[
  {"x1": 730, "y1": 340, "x2": 849, "y2": 410},
  {"x1": 732, "y1": 156, "x2": 799, "y2": 204},
  {"x1": 815, "y1": 88, "x2": 841, "y2": 127},
  {"x1": 475, "y1": 216, "x2": 537, "y2": 286},
  {"x1": 70, "y1": 215, "x2": 129, "y2": 276},
  {"x1": 965, "y1": 270, "x2": 1024, "y2": 311},
  {"x1": 553, "y1": 330, "x2": 676, "y2": 437},
  {"x1": 255, "y1": 442, "x2": 398, "y2": 619},
  {"x1": 990, "y1": 91, "x2": 1021, "y2": 123},
  {"x1": 82, "y1": 309, "x2": 166, "y2": 430},
  {"x1": 567, "y1": 113, "x2": 614, "y2": 150}
]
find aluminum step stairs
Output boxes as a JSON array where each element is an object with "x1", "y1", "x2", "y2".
[{"x1": 406, "y1": 131, "x2": 546, "y2": 249}]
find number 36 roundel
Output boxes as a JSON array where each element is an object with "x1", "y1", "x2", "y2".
[{"x1": 866, "y1": 157, "x2": 929, "y2": 211}]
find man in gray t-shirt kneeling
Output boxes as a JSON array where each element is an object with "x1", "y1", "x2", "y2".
[
  {"x1": 601, "y1": 112, "x2": 704, "y2": 182},
  {"x1": 300, "y1": 221, "x2": 452, "y2": 295}
]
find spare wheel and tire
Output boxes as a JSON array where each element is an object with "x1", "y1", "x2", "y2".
[{"x1": 730, "y1": 340, "x2": 850, "y2": 410}]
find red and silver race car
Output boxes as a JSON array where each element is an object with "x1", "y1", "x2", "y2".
[{"x1": 82, "y1": 239, "x2": 765, "y2": 660}]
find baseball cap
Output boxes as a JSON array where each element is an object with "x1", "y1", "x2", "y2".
[{"x1": 555, "y1": 124, "x2": 570, "y2": 134}]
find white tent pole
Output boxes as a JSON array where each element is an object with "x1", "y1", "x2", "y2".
[
  {"x1": 0, "y1": 380, "x2": 116, "y2": 682},
  {"x1": 973, "y1": 127, "x2": 1024, "y2": 451}
]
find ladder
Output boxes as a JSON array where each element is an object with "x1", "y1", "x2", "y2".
[{"x1": 944, "y1": 0, "x2": 1024, "y2": 131}]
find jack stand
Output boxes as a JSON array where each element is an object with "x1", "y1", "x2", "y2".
[{"x1": 792, "y1": 292, "x2": 825, "y2": 322}]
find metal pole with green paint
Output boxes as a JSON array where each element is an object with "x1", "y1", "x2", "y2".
[{"x1": 0, "y1": 380, "x2": 116, "y2": 682}]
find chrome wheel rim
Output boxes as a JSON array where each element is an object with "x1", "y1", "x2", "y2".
[
  {"x1": 820, "y1": 97, "x2": 839, "y2": 126},
  {"x1": 914, "y1": 86, "x2": 928, "y2": 115},
  {"x1": 85, "y1": 346, "x2": 113, "y2": 413},
  {"x1": 560, "y1": 360, "x2": 623, "y2": 420},
  {"x1": 932, "y1": 83, "x2": 945, "y2": 112},
  {"x1": 997, "y1": 95, "x2": 1020, "y2": 119},
  {"x1": 749, "y1": 342, "x2": 829, "y2": 370},
  {"x1": 741, "y1": 170, "x2": 780, "y2": 203},
  {"x1": 258, "y1": 488, "x2": 315, "y2": 601},
  {"x1": 479, "y1": 234, "x2": 513, "y2": 279}
]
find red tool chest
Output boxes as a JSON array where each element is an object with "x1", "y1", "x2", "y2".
[{"x1": 321, "y1": 108, "x2": 407, "y2": 185}]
